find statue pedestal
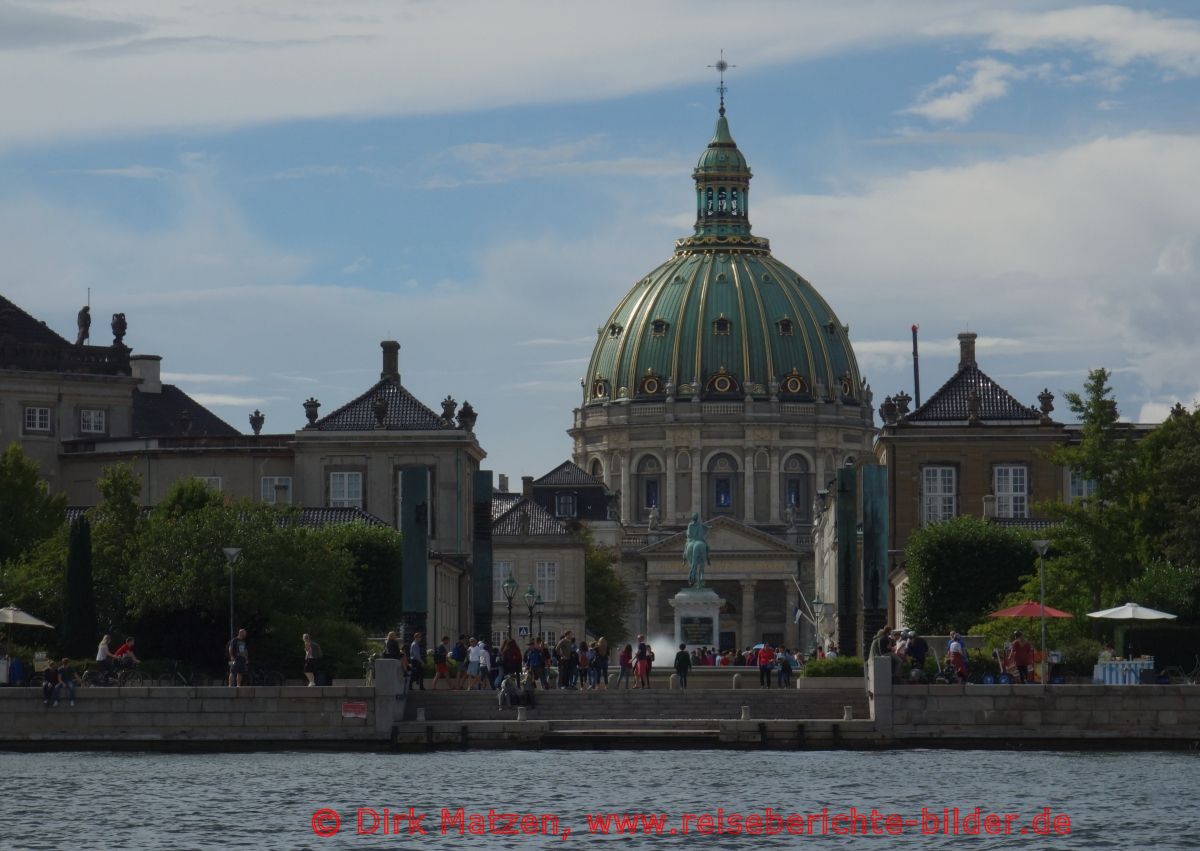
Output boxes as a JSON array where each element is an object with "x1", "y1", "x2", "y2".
[{"x1": 670, "y1": 586, "x2": 725, "y2": 649}]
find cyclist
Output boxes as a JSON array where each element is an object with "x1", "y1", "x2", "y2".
[
  {"x1": 112, "y1": 636, "x2": 140, "y2": 668},
  {"x1": 96, "y1": 634, "x2": 117, "y2": 675}
]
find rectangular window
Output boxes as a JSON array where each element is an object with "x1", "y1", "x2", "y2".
[
  {"x1": 1068, "y1": 471, "x2": 1096, "y2": 504},
  {"x1": 555, "y1": 494, "x2": 577, "y2": 518},
  {"x1": 197, "y1": 476, "x2": 222, "y2": 492},
  {"x1": 24, "y1": 406, "x2": 50, "y2": 433},
  {"x1": 995, "y1": 465, "x2": 1028, "y2": 519},
  {"x1": 79, "y1": 408, "x2": 106, "y2": 434},
  {"x1": 714, "y1": 477, "x2": 732, "y2": 508},
  {"x1": 536, "y1": 561, "x2": 558, "y2": 603},
  {"x1": 493, "y1": 561, "x2": 514, "y2": 602},
  {"x1": 330, "y1": 471, "x2": 363, "y2": 508},
  {"x1": 921, "y1": 466, "x2": 956, "y2": 524},
  {"x1": 261, "y1": 476, "x2": 292, "y2": 504},
  {"x1": 541, "y1": 631, "x2": 557, "y2": 647},
  {"x1": 644, "y1": 479, "x2": 659, "y2": 509}
]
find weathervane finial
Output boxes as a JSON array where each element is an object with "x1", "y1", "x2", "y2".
[{"x1": 707, "y1": 50, "x2": 735, "y2": 116}]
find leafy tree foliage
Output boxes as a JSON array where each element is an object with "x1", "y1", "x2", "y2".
[
  {"x1": 62, "y1": 515, "x2": 98, "y2": 657},
  {"x1": 0, "y1": 443, "x2": 66, "y2": 564},
  {"x1": 1136, "y1": 406, "x2": 1200, "y2": 573},
  {"x1": 902, "y1": 516, "x2": 1036, "y2": 634},
  {"x1": 88, "y1": 463, "x2": 144, "y2": 630},
  {"x1": 582, "y1": 528, "x2": 631, "y2": 642},
  {"x1": 318, "y1": 523, "x2": 404, "y2": 633}
]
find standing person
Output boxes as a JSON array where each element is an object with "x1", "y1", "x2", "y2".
[
  {"x1": 634, "y1": 635, "x2": 650, "y2": 689},
  {"x1": 555, "y1": 632, "x2": 576, "y2": 690},
  {"x1": 757, "y1": 643, "x2": 774, "y2": 688},
  {"x1": 595, "y1": 636, "x2": 609, "y2": 690},
  {"x1": 477, "y1": 640, "x2": 494, "y2": 690},
  {"x1": 777, "y1": 647, "x2": 793, "y2": 688},
  {"x1": 577, "y1": 641, "x2": 591, "y2": 689},
  {"x1": 302, "y1": 633, "x2": 321, "y2": 687},
  {"x1": 59, "y1": 658, "x2": 81, "y2": 707},
  {"x1": 502, "y1": 639, "x2": 523, "y2": 682},
  {"x1": 465, "y1": 638, "x2": 483, "y2": 690},
  {"x1": 451, "y1": 636, "x2": 469, "y2": 690},
  {"x1": 408, "y1": 632, "x2": 426, "y2": 691},
  {"x1": 617, "y1": 643, "x2": 633, "y2": 689},
  {"x1": 383, "y1": 631, "x2": 402, "y2": 660},
  {"x1": 431, "y1": 636, "x2": 452, "y2": 690},
  {"x1": 908, "y1": 632, "x2": 929, "y2": 673},
  {"x1": 673, "y1": 643, "x2": 691, "y2": 689},
  {"x1": 1010, "y1": 631, "x2": 1035, "y2": 684},
  {"x1": 227, "y1": 628, "x2": 248, "y2": 688}
]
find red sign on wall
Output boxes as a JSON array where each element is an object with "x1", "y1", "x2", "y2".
[{"x1": 341, "y1": 700, "x2": 368, "y2": 719}]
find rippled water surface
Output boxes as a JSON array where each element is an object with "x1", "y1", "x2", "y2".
[{"x1": 4, "y1": 748, "x2": 1198, "y2": 850}]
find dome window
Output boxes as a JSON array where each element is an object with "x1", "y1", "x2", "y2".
[
  {"x1": 591, "y1": 376, "x2": 610, "y2": 399},
  {"x1": 781, "y1": 369, "x2": 809, "y2": 396},
  {"x1": 712, "y1": 314, "x2": 732, "y2": 336},
  {"x1": 776, "y1": 317, "x2": 794, "y2": 337},
  {"x1": 639, "y1": 372, "x2": 664, "y2": 396},
  {"x1": 704, "y1": 367, "x2": 740, "y2": 395},
  {"x1": 651, "y1": 319, "x2": 669, "y2": 337},
  {"x1": 608, "y1": 323, "x2": 623, "y2": 338}
]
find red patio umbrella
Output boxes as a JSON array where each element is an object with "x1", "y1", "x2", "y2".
[{"x1": 988, "y1": 601, "x2": 1073, "y2": 619}]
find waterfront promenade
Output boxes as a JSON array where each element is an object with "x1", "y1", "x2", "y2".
[{"x1": 3, "y1": 659, "x2": 1199, "y2": 750}]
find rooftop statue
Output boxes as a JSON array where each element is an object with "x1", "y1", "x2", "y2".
[
  {"x1": 683, "y1": 512, "x2": 713, "y2": 588},
  {"x1": 75, "y1": 305, "x2": 90, "y2": 346}
]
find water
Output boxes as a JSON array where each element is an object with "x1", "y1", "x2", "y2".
[{"x1": 3, "y1": 748, "x2": 1197, "y2": 850}]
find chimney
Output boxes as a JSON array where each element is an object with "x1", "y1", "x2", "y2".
[
  {"x1": 381, "y1": 340, "x2": 400, "y2": 381},
  {"x1": 521, "y1": 475, "x2": 534, "y2": 497},
  {"x1": 130, "y1": 354, "x2": 162, "y2": 394},
  {"x1": 958, "y1": 332, "x2": 977, "y2": 369},
  {"x1": 498, "y1": 474, "x2": 510, "y2": 493}
]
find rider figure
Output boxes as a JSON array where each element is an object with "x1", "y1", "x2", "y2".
[
  {"x1": 112, "y1": 636, "x2": 140, "y2": 668},
  {"x1": 684, "y1": 512, "x2": 713, "y2": 587}
]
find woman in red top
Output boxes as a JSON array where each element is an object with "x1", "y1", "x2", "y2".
[
  {"x1": 757, "y1": 644, "x2": 775, "y2": 688},
  {"x1": 616, "y1": 644, "x2": 633, "y2": 689}
]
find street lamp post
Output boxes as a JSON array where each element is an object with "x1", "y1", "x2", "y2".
[
  {"x1": 501, "y1": 575, "x2": 517, "y2": 640},
  {"x1": 1032, "y1": 539, "x2": 1051, "y2": 689},
  {"x1": 524, "y1": 585, "x2": 537, "y2": 642},
  {"x1": 222, "y1": 547, "x2": 242, "y2": 641},
  {"x1": 535, "y1": 593, "x2": 544, "y2": 641}
]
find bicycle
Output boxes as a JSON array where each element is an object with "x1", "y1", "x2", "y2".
[
  {"x1": 1160, "y1": 654, "x2": 1200, "y2": 685},
  {"x1": 157, "y1": 660, "x2": 197, "y2": 687},
  {"x1": 82, "y1": 664, "x2": 144, "y2": 687},
  {"x1": 246, "y1": 664, "x2": 285, "y2": 687},
  {"x1": 360, "y1": 651, "x2": 378, "y2": 687}
]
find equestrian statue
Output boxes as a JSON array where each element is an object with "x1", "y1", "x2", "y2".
[{"x1": 683, "y1": 512, "x2": 713, "y2": 588}]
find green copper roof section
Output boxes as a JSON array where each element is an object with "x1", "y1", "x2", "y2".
[{"x1": 582, "y1": 105, "x2": 862, "y2": 407}]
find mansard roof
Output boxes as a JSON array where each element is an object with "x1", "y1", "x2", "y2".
[
  {"x1": 534, "y1": 460, "x2": 606, "y2": 488},
  {"x1": 492, "y1": 495, "x2": 570, "y2": 537},
  {"x1": 133, "y1": 385, "x2": 240, "y2": 437},
  {"x1": 906, "y1": 364, "x2": 1042, "y2": 424},
  {"x1": 312, "y1": 377, "x2": 447, "y2": 431}
]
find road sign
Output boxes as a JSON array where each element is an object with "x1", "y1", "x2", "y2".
[{"x1": 518, "y1": 625, "x2": 530, "y2": 637}]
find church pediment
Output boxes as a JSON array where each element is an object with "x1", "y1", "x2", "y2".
[{"x1": 638, "y1": 516, "x2": 803, "y2": 557}]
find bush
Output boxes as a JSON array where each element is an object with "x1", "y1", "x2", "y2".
[{"x1": 801, "y1": 656, "x2": 865, "y2": 678}]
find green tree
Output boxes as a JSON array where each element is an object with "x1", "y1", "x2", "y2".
[
  {"x1": 1041, "y1": 369, "x2": 1144, "y2": 612},
  {"x1": 0, "y1": 442, "x2": 66, "y2": 564},
  {"x1": 62, "y1": 515, "x2": 98, "y2": 657},
  {"x1": 1136, "y1": 404, "x2": 1200, "y2": 572},
  {"x1": 582, "y1": 528, "x2": 630, "y2": 641},
  {"x1": 901, "y1": 516, "x2": 1036, "y2": 634},
  {"x1": 317, "y1": 523, "x2": 403, "y2": 632},
  {"x1": 88, "y1": 463, "x2": 145, "y2": 630}
]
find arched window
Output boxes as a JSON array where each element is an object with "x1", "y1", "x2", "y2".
[
  {"x1": 781, "y1": 454, "x2": 811, "y2": 521},
  {"x1": 730, "y1": 189, "x2": 740, "y2": 215},
  {"x1": 635, "y1": 454, "x2": 663, "y2": 524},
  {"x1": 707, "y1": 453, "x2": 739, "y2": 513},
  {"x1": 590, "y1": 458, "x2": 603, "y2": 480}
]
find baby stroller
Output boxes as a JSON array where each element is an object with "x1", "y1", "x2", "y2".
[{"x1": 498, "y1": 674, "x2": 536, "y2": 710}]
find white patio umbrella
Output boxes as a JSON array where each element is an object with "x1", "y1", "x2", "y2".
[
  {"x1": 1087, "y1": 602, "x2": 1176, "y2": 658},
  {"x1": 0, "y1": 605, "x2": 55, "y2": 660}
]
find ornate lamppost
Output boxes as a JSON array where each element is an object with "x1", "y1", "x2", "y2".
[
  {"x1": 1032, "y1": 539, "x2": 1051, "y2": 689},
  {"x1": 222, "y1": 547, "x2": 242, "y2": 641},
  {"x1": 524, "y1": 584, "x2": 537, "y2": 642},
  {"x1": 502, "y1": 575, "x2": 517, "y2": 640},
  {"x1": 535, "y1": 592, "x2": 545, "y2": 641}
]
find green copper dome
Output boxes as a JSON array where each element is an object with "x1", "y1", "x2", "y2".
[{"x1": 583, "y1": 110, "x2": 862, "y2": 406}]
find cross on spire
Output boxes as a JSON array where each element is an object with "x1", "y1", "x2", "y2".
[{"x1": 708, "y1": 50, "x2": 735, "y2": 116}]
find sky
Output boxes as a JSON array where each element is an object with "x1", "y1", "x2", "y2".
[{"x1": 2, "y1": 0, "x2": 1199, "y2": 483}]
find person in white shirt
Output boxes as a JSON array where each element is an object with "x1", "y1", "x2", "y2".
[
  {"x1": 466, "y1": 639, "x2": 484, "y2": 690},
  {"x1": 96, "y1": 635, "x2": 116, "y2": 674}
]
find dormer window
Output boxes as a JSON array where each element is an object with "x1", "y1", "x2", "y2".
[
  {"x1": 608, "y1": 323, "x2": 623, "y2": 338},
  {"x1": 651, "y1": 319, "x2": 669, "y2": 337},
  {"x1": 776, "y1": 317, "x2": 793, "y2": 336},
  {"x1": 713, "y1": 315, "x2": 732, "y2": 336}
]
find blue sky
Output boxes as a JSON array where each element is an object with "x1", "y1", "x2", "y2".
[{"x1": 2, "y1": 1, "x2": 1200, "y2": 482}]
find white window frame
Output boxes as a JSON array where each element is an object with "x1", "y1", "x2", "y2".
[
  {"x1": 555, "y1": 494, "x2": 577, "y2": 518},
  {"x1": 24, "y1": 406, "x2": 51, "y2": 433},
  {"x1": 261, "y1": 476, "x2": 293, "y2": 504},
  {"x1": 541, "y1": 630, "x2": 557, "y2": 647},
  {"x1": 995, "y1": 465, "x2": 1028, "y2": 519},
  {"x1": 921, "y1": 466, "x2": 956, "y2": 524},
  {"x1": 329, "y1": 471, "x2": 363, "y2": 509},
  {"x1": 493, "y1": 561, "x2": 514, "y2": 602},
  {"x1": 1068, "y1": 471, "x2": 1096, "y2": 504},
  {"x1": 79, "y1": 408, "x2": 106, "y2": 435},
  {"x1": 536, "y1": 561, "x2": 558, "y2": 603},
  {"x1": 197, "y1": 476, "x2": 222, "y2": 492}
]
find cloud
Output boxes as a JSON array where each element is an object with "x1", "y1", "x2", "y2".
[
  {"x1": 342, "y1": 255, "x2": 370, "y2": 275},
  {"x1": 59, "y1": 165, "x2": 171, "y2": 180},
  {"x1": 904, "y1": 58, "x2": 1026, "y2": 123},
  {"x1": 189, "y1": 393, "x2": 279, "y2": 407},
  {"x1": 423, "y1": 137, "x2": 681, "y2": 188},
  {"x1": 0, "y1": 2, "x2": 140, "y2": 49},
  {"x1": 162, "y1": 372, "x2": 254, "y2": 384}
]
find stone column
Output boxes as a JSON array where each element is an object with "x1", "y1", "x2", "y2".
[
  {"x1": 619, "y1": 452, "x2": 631, "y2": 525},
  {"x1": 784, "y1": 578, "x2": 799, "y2": 650},
  {"x1": 646, "y1": 581, "x2": 661, "y2": 636},
  {"x1": 769, "y1": 448, "x2": 781, "y2": 524},
  {"x1": 664, "y1": 449, "x2": 677, "y2": 524},
  {"x1": 743, "y1": 449, "x2": 755, "y2": 524},
  {"x1": 740, "y1": 580, "x2": 756, "y2": 648},
  {"x1": 690, "y1": 449, "x2": 702, "y2": 516}
]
